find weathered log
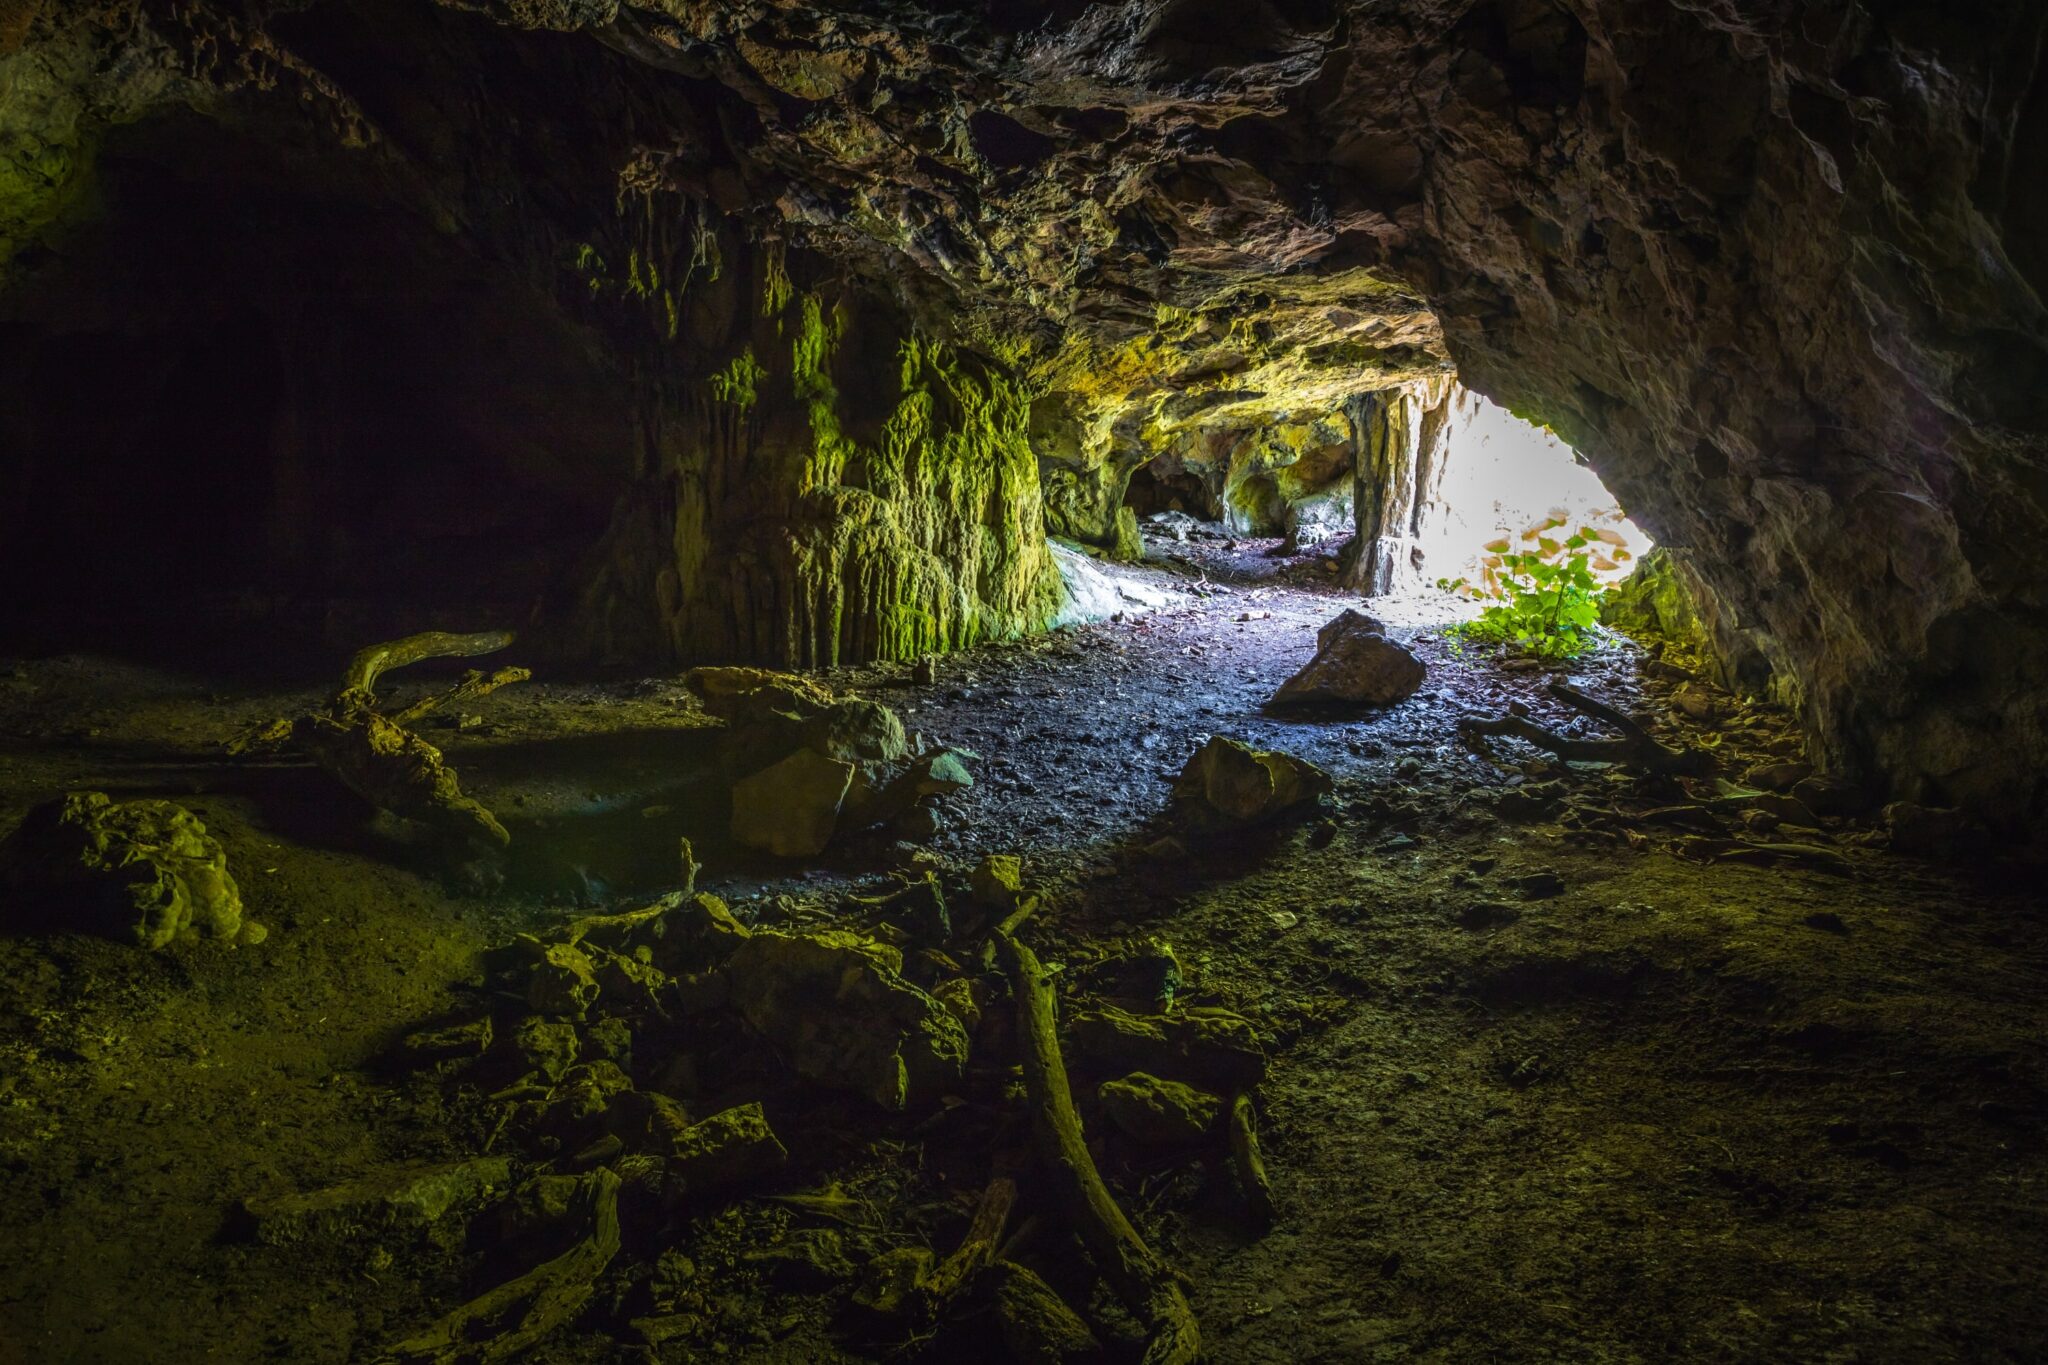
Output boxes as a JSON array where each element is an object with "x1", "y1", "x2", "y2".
[
  {"x1": 923, "y1": 1175, "x2": 1016, "y2": 1308},
  {"x1": 996, "y1": 930, "x2": 1199, "y2": 1365},
  {"x1": 379, "y1": 1166, "x2": 620, "y2": 1364},
  {"x1": 231, "y1": 631, "x2": 522, "y2": 851}
]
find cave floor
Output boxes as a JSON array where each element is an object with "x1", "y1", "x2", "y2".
[{"x1": 2, "y1": 540, "x2": 2045, "y2": 1364}]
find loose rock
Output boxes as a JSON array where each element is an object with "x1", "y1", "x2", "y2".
[
  {"x1": 1099, "y1": 1072, "x2": 1223, "y2": 1146},
  {"x1": 1, "y1": 791, "x2": 246, "y2": 949},
  {"x1": 1171, "y1": 737, "x2": 1332, "y2": 831},
  {"x1": 1270, "y1": 610, "x2": 1424, "y2": 708}
]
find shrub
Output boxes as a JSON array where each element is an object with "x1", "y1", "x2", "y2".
[{"x1": 1438, "y1": 520, "x2": 1618, "y2": 659}]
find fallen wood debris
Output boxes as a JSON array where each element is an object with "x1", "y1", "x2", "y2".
[
  {"x1": 231, "y1": 630, "x2": 525, "y2": 851},
  {"x1": 379, "y1": 1166, "x2": 621, "y2": 1364},
  {"x1": 1459, "y1": 680, "x2": 1711, "y2": 776}
]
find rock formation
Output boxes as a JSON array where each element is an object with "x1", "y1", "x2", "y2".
[{"x1": 1, "y1": 0, "x2": 2043, "y2": 830}]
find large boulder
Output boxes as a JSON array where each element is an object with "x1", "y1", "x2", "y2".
[
  {"x1": 1170, "y1": 737, "x2": 1331, "y2": 831},
  {"x1": 0, "y1": 791, "x2": 248, "y2": 949},
  {"x1": 724, "y1": 929, "x2": 969, "y2": 1110},
  {"x1": 730, "y1": 748, "x2": 857, "y2": 857},
  {"x1": 1270, "y1": 610, "x2": 1425, "y2": 708}
]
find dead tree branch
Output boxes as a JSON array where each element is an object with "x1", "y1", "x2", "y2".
[
  {"x1": 1458, "y1": 681, "x2": 1710, "y2": 776},
  {"x1": 379, "y1": 1167, "x2": 621, "y2": 1364}
]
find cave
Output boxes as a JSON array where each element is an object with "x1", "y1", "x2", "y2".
[{"x1": 2, "y1": 2, "x2": 2044, "y2": 1361}]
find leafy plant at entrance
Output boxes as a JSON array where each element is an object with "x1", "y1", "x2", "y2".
[{"x1": 1439, "y1": 519, "x2": 1620, "y2": 659}]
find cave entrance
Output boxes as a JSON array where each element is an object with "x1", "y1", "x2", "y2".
[{"x1": 1405, "y1": 390, "x2": 1652, "y2": 614}]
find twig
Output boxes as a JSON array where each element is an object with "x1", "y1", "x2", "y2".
[{"x1": 995, "y1": 930, "x2": 1199, "y2": 1365}]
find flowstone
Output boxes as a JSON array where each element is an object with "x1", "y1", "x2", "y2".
[{"x1": 0, "y1": 791, "x2": 247, "y2": 949}]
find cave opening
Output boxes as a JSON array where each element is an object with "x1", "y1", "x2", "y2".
[{"x1": 3, "y1": 3, "x2": 2046, "y2": 1363}]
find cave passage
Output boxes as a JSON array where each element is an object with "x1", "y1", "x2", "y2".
[{"x1": 2, "y1": 1, "x2": 2046, "y2": 1363}]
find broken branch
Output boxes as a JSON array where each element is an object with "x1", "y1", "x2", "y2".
[
  {"x1": 1458, "y1": 681, "x2": 1709, "y2": 776},
  {"x1": 1226, "y1": 1094, "x2": 1276, "y2": 1229}
]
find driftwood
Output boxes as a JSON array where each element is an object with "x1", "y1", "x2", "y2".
[
  {"x1": 379, "y1": 1166, "x2": 621, "y2": 1364},
  {"x1": 996, "y1": 929, "x2": 1199, "y2": 1365},
  {"x1": 232, "y1": 630, "x2": 525, "y2": 851},
  {"x1": 1226, "y1": 1094, "x2": 1276, "y2": 1229},
  {"x1": 1459, "y1": 681, "x2": 1710, "y2": 776}
]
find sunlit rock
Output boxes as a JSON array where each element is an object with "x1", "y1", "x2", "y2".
[{"x1": 1270, "y1": 610, "x2": 1425, "y2": 708}]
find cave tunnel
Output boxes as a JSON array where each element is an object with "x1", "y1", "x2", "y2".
[{"x1": 2, "y1": 1, "x2": 2046, "y2": 1361}]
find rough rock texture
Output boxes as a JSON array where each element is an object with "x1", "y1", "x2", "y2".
[
  {"x1": 1098, "y1": 1071, "x2": 1224, "y2": 1147},
  {"x1": 2, "y1": 0, "x2": 2045, "y2": 829},
  {"x1": 1, "y1": 791, "x2": 246, "y2": 949},
  {"x1": 1271, "y1": 609, "x2": 1426, "y2": 708},
  {"x1": 724, "y1": 929, "x2": 969, "y2": 1110},
  {"x1": 1171, "y1": 736, "x2": 1333, "y2": 831}
]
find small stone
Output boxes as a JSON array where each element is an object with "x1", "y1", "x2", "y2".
[
  {"x1": 507, "y1": 1016, "x2": 581, "y2": 1082},
  {"x1": 1512, "y1": 871, "x2": 1566, "y2": 900},
  {"x1": 1099, "y1": 1071, "x2": 1223, "y2": 1146},
  {"x1": 969, "y1": 853, "x2": 1026, "y2": 910},
  {"x1": 1068, "y1": 1004, "x2": 1266, "y2": 1089},
  {"x1": 731, "y1": 748, "x2": 857, "y2": 857},
  {"x1": 1172, "y1": 736, "x2": 1331, "y2": 832},
  {"x1": 895, "y1": 803, "x2": 945, "y2": 839},
  {"x1": 851, "y1": 1246, "x2": 934, "y2": 1318},
  {"x1": 527, "y1": 941, "x2": 601, "y2": 1016},
  {"x1": 911, "y1": 655, "x2": 937, "y2": 685},
  {"x1": 725, "y1": 930, "x2": 970, "y2": 1109},
  {"x1": 744, "y1": 1228, "x2": 856, "y2": 1290},
  {"x1": 1747, "y1": 761, "x2": 1813, "y2": 791}
]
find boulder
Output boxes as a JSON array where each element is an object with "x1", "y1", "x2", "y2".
[
  {"x1": 725, "y1": 929, "x2": 969, "y2": 1109},
  {"x1": 667, "y1": 1101, "x2": 788, "y2": 1194},
  {"x1": 1098, "y1": 1072, "x2": 1223, "y2": 1146},
  {"x1": 969, "y1": 853, "x2": 1026, "y2": 911},
  {"x1": 730, "y1": 747, "x2": 857, "y2": 857},
  {"x1": 241, "y1": 1156, "x2": 513, "y2": 1248},
  {"x1": 1171, "y1": 737, "x2": 1331, "y2": 831},
  {"x1": 1067, "y1": 1004, "x2": 1267, "y2": 1090},
  {"x1": 1270, "y1": 610, "x2": 1424, "y2": 708},
  {"x1": 1, "y1": 791, "x2": 246, "y2": 949}
]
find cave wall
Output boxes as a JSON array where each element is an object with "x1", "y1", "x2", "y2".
[
  {"x1": 0, "y1": 0, "x2": 1058, "y2": 668},
  {"x1": 5, "y1": 0, "x2": 2047, "y2": 828}
]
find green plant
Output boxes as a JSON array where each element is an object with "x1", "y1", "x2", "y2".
[{"x1": 1439, "y1": 521, "x2": 1613, "y2": 659}]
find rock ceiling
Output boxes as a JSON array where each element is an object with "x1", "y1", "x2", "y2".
[{"x1": 3, "y1": 0, "x2": 2046, "y2": 829}]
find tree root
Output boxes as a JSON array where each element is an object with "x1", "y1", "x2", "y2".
[
  {"x1": 1227, "y1": 1094, "x2": 1276, "y2": 1229},
  {"x1": 232, "y1": 630, "x2": 523, "y2": 851},
  {"x1": 1459, "y1": 681, "x2": 1711, "y2": 776},
  {"x1": 379, "y1": 1166, "x2": 621, "y2": 1364},
  {"x1": 923, "y1": 1175, "x2": 1016, "y2": 1309},
  {"x1": 996, "y1": 929, "x2": 1200, "y2": 1365}
]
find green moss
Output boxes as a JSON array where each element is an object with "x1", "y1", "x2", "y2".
[{"x1": 709, "y1": 350, "x2": 766, "y2": 408}]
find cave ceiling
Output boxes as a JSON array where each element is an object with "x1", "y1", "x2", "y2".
[{"x1": 3, "y1": 0, "x2": 2047, "y2": 826}]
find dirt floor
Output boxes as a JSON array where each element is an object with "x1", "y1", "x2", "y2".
[{"x1": 2, "y1": 529, "x2": 2044, "y2": 1364}]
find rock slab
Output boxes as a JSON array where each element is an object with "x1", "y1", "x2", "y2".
[{"x1": 1271, "y1": 610, "x2": 1424, "y2": 708}]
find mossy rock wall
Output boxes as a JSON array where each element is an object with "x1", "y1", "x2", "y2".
[{"x1": 565, "y1": 239, "x2": 1062, "y2": 670}]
